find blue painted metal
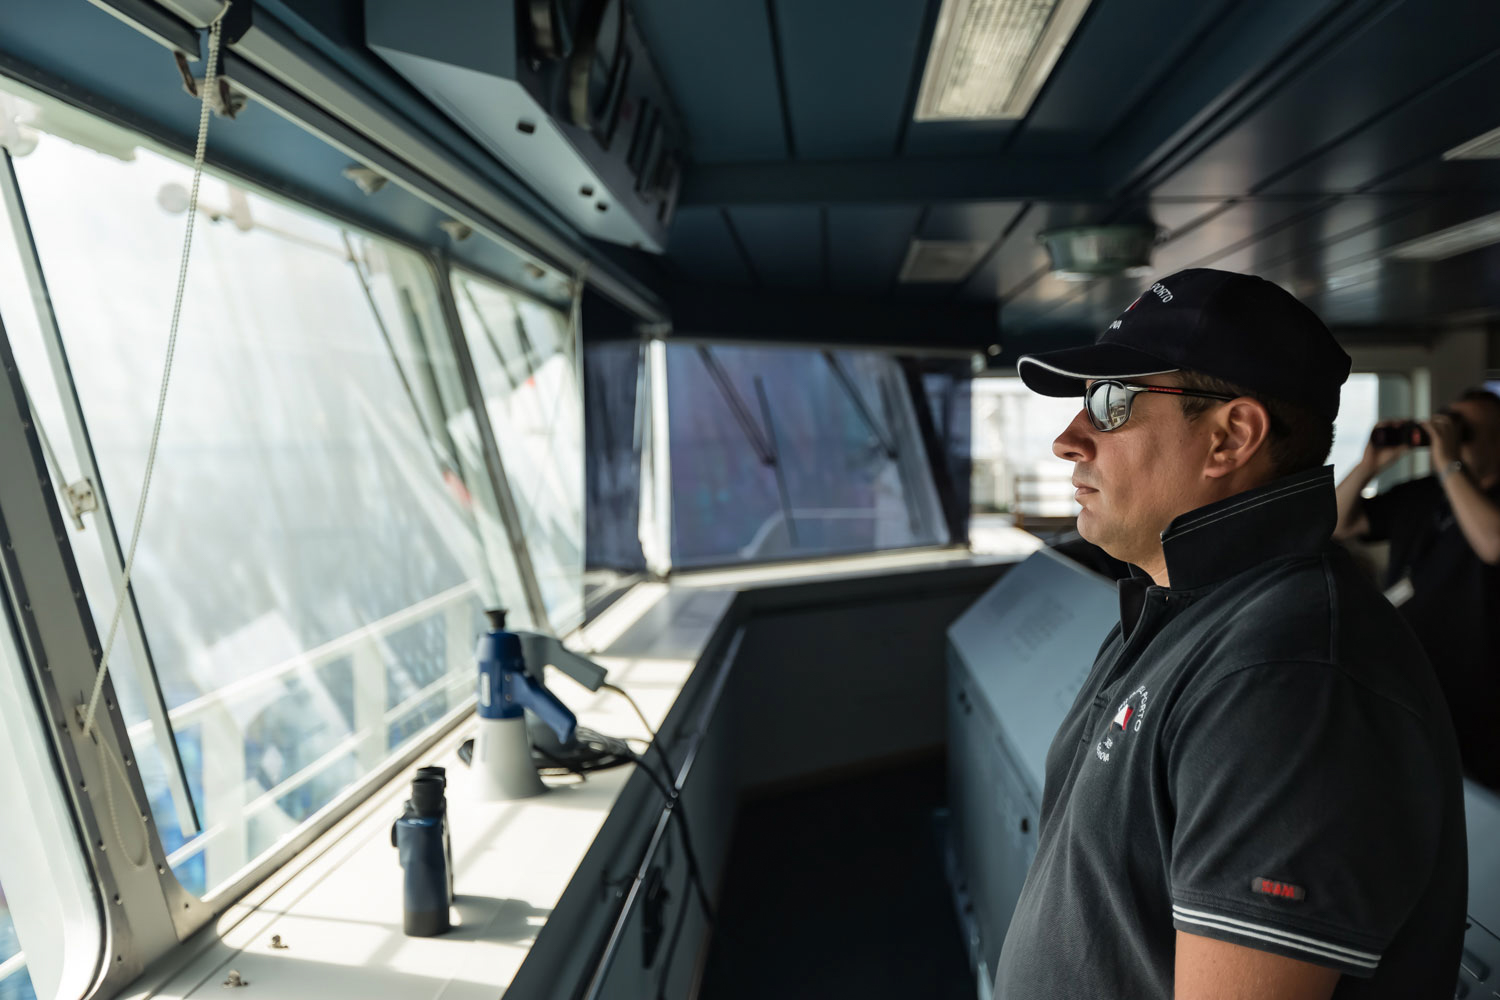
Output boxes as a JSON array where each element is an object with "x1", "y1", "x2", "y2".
[
  {"x1": 475, "y1": 624, "x2": 577, "y2": 744},
  {"x1": 663, "y1": 206, "x2": 754, "y2": 284},
  {"x1": 772, "y1": 0, "x2": 929, "y2": 160},
  {"x1": 725, "y1": 206, "x2": 821, "y2": 289},
  {"x1": 1156, "y1": 0, "x2": 1500, "y2": 198},
  {"x1": 679, "y1": 156, "x2": 1103, "y2": 206},
  {"x1": 630, "y1": 0, "x2": 787, "y2": 163},
  {"x1": 826, "y1": 205, "x2": 922, "y2": 294}
]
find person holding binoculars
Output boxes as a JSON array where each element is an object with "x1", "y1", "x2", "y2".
[{"x1": 1334, "y1": 387, "x2": 1500, "y2": 790}]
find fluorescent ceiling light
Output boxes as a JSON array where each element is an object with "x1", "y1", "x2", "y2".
[
  {"x1": 1387, "y1": 211, "x2": 1500, "y2": 262},
  {"x1": 914, "y1": 0, "x2": 1094, "y2": 121},
  {"x1": 1442, "y1": 124, "x2": 1500, "y2": 160}
]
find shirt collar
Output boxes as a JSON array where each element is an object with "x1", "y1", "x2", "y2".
[{"x1": 1156, "y1": 465, "x2": 1337, "y2": 592}]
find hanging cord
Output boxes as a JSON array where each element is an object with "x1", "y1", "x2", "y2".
[
  {"x1": 73, "y1": 3, "x2": 231, "y2": 868},
  {"x1": 516, "y1": 262, "x2": 589, "y2": 534}
]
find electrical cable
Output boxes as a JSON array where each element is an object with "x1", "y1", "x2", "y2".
[
  {"x1": 601, "y1": 680, "x2": 674, "y2": 758},
  {"x1": 627, "y1": 746, "x2": 716, "y2": 925}
]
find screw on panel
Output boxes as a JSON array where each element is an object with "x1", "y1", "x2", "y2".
[
  {"x1": 222, "y1": 970, "x2": 249, "y2": 988},
  {"x1": 97, "y1": 840, "x2": 105, "y2": 851},
  {"x1": 113, "y1": 895, "x2": 121, "y2": 905},
  {"x1": 157, "y1": 866, "x2": 166, "y2": 875}
]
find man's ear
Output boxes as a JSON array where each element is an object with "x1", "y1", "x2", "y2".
[{"x1": 1204, "y1": 398, "x2": 1272, "y2": 479}]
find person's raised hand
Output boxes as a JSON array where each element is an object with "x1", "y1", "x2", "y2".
[
  {"x1": 1422, "y1": 413, "x2": 1463, "y2": 468},
  {"x1": 1363, "y1": 420, "x2": 1412, "y2": 473}
]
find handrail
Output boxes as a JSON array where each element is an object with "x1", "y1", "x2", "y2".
[
  {"x1": 163, "y1": 671, "x2": 471, "y2": 870},
  {"x1": 126, "y1": 580, "x2": 478, "y2": 746},
  {"x1": 0, "y1": 952, "x2": 26, "y2": 984}
]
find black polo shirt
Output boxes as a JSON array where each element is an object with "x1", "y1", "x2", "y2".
[
  {"x1": 1362, "y1": 476, "x2": 1500, "y2": 789},
  {"x1": 992, "y1": 466, "x2": 1467, "y2": 998}
]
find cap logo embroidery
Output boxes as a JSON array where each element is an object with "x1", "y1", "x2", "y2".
[
  {"x1": 1149, "y1": 281, "x2": 1174, "y2": 303},
  {"x1": 1250, "y1": 877, "x2": 1306, "y2": 902}
]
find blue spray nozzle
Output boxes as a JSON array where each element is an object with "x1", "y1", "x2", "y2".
[{"x1": 475, "y1": 624, "x2": 577, "y2": 745}]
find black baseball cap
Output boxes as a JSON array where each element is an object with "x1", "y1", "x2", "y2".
[{"x1": 1017, "y1": 268, "x2": 1352, "y2": 421}]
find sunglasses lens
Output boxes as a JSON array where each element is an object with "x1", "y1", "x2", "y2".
[{"x1": 1087, "y1": 382, "x2": 1130, "y2": 430}]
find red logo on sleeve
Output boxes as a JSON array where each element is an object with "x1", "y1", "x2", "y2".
[{"x1": 1250, "y1": 877, "x2": 1306, "y2": 901}]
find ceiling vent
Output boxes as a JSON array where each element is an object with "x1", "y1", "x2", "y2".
[
  {"x1": 898, "y1": 240, "x2": 991, "y2": 283},
  {"x1": 914, "y1": 0, "x2": 1096, "y2": 121},
  {"x1": 1037, "y1": 224, "x2": 1157, "y2": 280},
  {"x1": 1443, "y1": 125, "x2": 1500, "y2": 160}
]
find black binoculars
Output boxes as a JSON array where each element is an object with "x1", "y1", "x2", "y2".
[
  {"x1": 1370, "y1": 414, "x2": 1471, "y2": 449},
  {"x1": 391, "y1": 766, "x2": 453, "y2": 936}
]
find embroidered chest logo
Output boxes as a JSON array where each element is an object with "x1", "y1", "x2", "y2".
[{"x1": 1095, "y1": 685, "x2": 1150, "y2": 763}]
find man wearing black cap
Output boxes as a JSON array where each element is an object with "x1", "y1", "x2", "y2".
[{"x1": 992, "y1": 269, "x2": 1466, "y2": 998}]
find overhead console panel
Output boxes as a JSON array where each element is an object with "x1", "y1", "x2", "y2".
[{"x1": 367, "y1": 0, "x2": 684, "y2": 253}]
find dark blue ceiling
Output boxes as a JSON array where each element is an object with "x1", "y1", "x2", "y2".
[
  {"x1": 1, "y1": 0, "x2": 1496, "y2": 352},
  {"x1": 630, "y1": 0, "x2": 1500, "y2": 349}
]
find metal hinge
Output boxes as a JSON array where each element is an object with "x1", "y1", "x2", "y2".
[{"x1": 62, "y1": 478, "x2": 98, "y2": 531}]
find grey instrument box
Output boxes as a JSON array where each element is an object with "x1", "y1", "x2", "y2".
[
  {"x1": 945, "y1": 548, "x2": 1117, "y2": 985},
  {"x1": 1458, "y1": 781, "x2": 1500, "y2": 998}
]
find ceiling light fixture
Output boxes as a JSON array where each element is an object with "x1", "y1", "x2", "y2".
[
  {"x1": 913, "y1": 0, "x2": 1095, "y2": 121},
  {"x1": 1037, "y1": 224, "x2": 1157, "y2": 280},
  {"x1": 1442, "y1": 124, "x2": 1500, "y2": 161},
  {"x1": 1386, "y1": 211, "x2": 1500, "y2": 262}
]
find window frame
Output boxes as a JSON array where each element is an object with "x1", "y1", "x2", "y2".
[
  {"x1": 658, "y1": 336, "x2": 954, "y2": 572},
  {"x1": 0, "y1": 70, "x2": 584, "y2": 994}
]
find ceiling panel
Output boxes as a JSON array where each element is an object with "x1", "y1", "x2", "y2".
[
  {"x1": 631, "y1": 0, "x2": 788, "y2": 162},
  {"x1": 1365, "y1": 150, "x2": 1500, "y2": 196},
  {"x1": 726, "y1": 205, "x2": 823, "y2": 289},
  {"x1": 1001, "y1": 273, "x2": 1129, "y2": 334},
  {"x1": 775, "y1": 0, "x2": 931, "y2": 160},
  {"x1": 666, "y1": 206, "x2": 754, "y2": 284},
  {"x1": 1203, "y1": 196, "x2": 1426, "y2": 277},
  {"x1": 827, "y1": 204, "x2": 922, "y2": 293},
  {"x1": 920, "y1": 202, "x2": 1025, "y2": 242},
  {"x1": 1147, "y1": 197, "x2": 1335, "y2": 274},
  {"x1": 1260, "y1": 53, "x2": 1500, "y2": 196},
  {"x1": 1008, "y1": 0, "x2": 1236, "y2": 156},
  {"x1": 902, "y1": 121, "x2": 1019, "y2": 158},
  {"x1": 1153, "y1": 0, "x2": 1500, "y2": 198},
  {"x1": 1294, "y1": 247, "x2": 1500, "y2": 326},
  {"x1": 1148, "y1": 200, "x2": 1236, "y2": 237}
]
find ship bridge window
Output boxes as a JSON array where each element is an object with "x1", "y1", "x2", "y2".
[
  {"x1": 664, "y1": 343, "x2": 949, "y2": 568},
  {"x1": 452, "y1": 269, "x2": 585, "y2": 632},
  {"x1": 0, "y1": 582, "x2": 99, "y2": 1000},
  {"x1": 972, "y1": 371, "x2": 1409, "y2": 530},
  {"x1": 0, "y1": 85, "x2": 541, "y2": 905}
]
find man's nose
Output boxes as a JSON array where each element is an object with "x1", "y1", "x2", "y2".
[{"x1": 1054, "y1": 408, "x2": 1096, "y2": 462}]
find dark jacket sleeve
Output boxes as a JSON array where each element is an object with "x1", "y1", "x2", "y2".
[{"x1": 1360, "y1": 478, "x2": 1427, "y2": 543}]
